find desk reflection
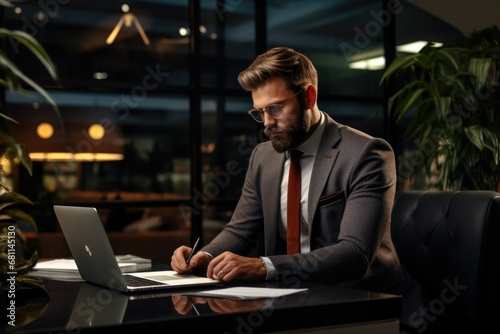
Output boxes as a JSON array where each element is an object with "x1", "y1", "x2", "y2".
[
  {"x1": 171, "y1": 295, "x2": 269, "y2": 315},
  {"x1": 66, "y1": 283, "x2": 129, "y2": 329},
  {"x1": 66, "y1": 282, "x2": 272, "y2": 330},
  {"x1": 15, "y1": 278, "x2": 401, "y2": 334}
]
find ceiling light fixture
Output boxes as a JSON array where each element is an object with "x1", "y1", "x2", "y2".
[
  {"x1": 349, "y1": 56, "x2": 386, "y2": 70},
  {"x1": 106, "y1": 4, "x2": 150, "y2": 46},
  {"x1": 348, "y1": 40, "x2": 442, "y2": 70}
]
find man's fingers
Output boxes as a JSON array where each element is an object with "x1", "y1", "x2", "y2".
[
  {"x1": 188, "y1": 251, "x2": 206, "y2": 267},
  {"x1": 171, "y1": 246, "x2": 192, "y2": 272}
]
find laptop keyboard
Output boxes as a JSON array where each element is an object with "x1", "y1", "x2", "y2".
[{"x1": 124, "y1": 275, "x2": 167, "y2": 287}]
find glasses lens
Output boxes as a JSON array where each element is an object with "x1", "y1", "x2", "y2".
[
  {"x1": 266, "y1": 105, "x2": 281, "y2": 118},
  {"x1": 248, "y1": 109, "x2": 264, "y2": 122},
  {"x1": 248, "y1": 102, "x2": 287, "y2": 122}
]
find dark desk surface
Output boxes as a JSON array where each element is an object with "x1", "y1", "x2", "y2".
[{"x1": 9, "y1": 269, "x2": 402, "y2": 334}]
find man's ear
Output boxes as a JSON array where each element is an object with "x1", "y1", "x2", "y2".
[{"x1": 304, "y1": 85, "x2": 317, "y2": 109}]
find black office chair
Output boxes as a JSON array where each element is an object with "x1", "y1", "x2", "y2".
[{"x1": 391, "y1": 191, "x2": 500, "y2": 333}]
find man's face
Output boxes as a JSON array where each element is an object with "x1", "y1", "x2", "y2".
[{"x1": 251, "y1": 77, "x2": 310, "y2": 153}]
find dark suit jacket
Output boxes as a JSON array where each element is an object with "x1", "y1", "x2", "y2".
[{"x1": 203, "y1": 113, "x2": 402, "y2": 292}]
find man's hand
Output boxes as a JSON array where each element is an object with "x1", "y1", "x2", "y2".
[
  {"x1": 171, "y1": 246, "x2": 212, "y2": 273},
  {"x1": 171, "y1": 295, "x2": 265, "y2": 315},
  {"x1": 171, "y1": 295, "x2": 207, "y2": 315},
  {"x1": 207, "y1": 251, "x2": 267, "y2": 282},
  {"x1": 207, "y1": 298, "x2": 265, "y2": 313}
]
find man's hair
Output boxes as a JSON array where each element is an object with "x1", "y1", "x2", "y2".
[{"x1": 238, "y1": 47, "x2": 318, "y2": 92}]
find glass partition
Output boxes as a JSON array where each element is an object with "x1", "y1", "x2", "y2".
[
  {"x1": 4, "y1": 0, "x2": 190, "y2": 89},
  {"x1": 200, "y1": 1, "x2": 256, "y2": 89},
  {"x1": 6, "y1": 90, "x2": 191, "y2": 203}
]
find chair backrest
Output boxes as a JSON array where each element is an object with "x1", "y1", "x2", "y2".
[{"x1": 391, "y1": 190, "x2": 500, "y2": 328}]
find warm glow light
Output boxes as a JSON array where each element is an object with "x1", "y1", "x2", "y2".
[
  {"x1": 88, "y1": 123, "x2": 105, "y2": 140},
  {"x1": 75, "y1": 153, "x2": 124, "y2": 161},
  {"x1": 30, "y1": 152, "x2": 74, "y2": 161},
  {"x1": 178, "y1": 26, "x2": 207, "y2": 36},
  {"x1": 74, "y1": 153, "x2": 96, "y2": 161},
  {"x1": 2, "y1": 159, "x2": 12, "y2": 174},
  {"x1": 206, "y1": 143, "x2": 216, "y2": 154},
  {"x1": 201, "y1": 143, "x2": 216, "y2": 154},
  {"x1": 35, "y1": 11, "x2": 45, "y2": 22},
  {"x1": 30, "y1": 152, "x2": 124, "y2": 161},
  {"x1": 36, "y1": 122, "x2": 54, "y2": 139},
  {"x1": 106, "y1": 10, "x2": 150, "y2": 45}
]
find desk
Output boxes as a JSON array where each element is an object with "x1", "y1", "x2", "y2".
[{"x1": 9, "y1": 272, "x2": 401, "y2": 333}]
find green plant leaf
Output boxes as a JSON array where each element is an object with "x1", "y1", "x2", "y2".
[
  {"x1": 2, "y1": 208, "x2": 37, "y2": 232},
  {"x1": 468, "y1": 58, "x2": 493, "y2": 90},
  {"x1": 0, "y1": 133, "x2": 33, "y2": 176},
  {"x1": 397, "y1": 88, "x2": 426, "y2": 122},
  {"x1": 0, "y1": 52, "x2": 59, "y2": 112},
  {"x1": 0, "y1": 0, "x2": 13, "y2": 7},
  {"x1": 0, "y1": 28, "x2": 61, "y2": 123},
  {"x1": 13, "y1": 250, "x2": 39, "y2": 276},
  {"x1": 0, "y1": 28, "x2": 57, "y2": 80},
  {"x1": 16, "y1": 143, "x2": 33, "y2": 176},
  {"x1": 0, "y1": 192, "x2": 33, "y2": 205},
  {"x1": 481, "y1": 127, "x2": 500, "y2": 165},
  {"x1": 448, "y1": 72, "x2": 469, "y2": 95},
  {"x1": 380, "y1": 54, "x2": 422, "y2": 84},
  {"x1": 464, "y1": 125, "x2": 484, "y2": 150},
  {"x1": 434, "y1": 47, "x2": 465, "y2": 72},
  {"x1": 0, "y1": 112, "x2": 20, "y2": 124},
  {"x1": 435, "y1": 96, "x2": 451, "y2": 120}
]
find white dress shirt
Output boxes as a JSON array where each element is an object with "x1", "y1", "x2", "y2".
[{"x1": 263, "y1": 112, "x2": 326, "y2": 278}]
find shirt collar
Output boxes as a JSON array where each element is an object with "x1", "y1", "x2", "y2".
[{"x1": 294, "y1": 112, "x2": 325, "y2": 158}]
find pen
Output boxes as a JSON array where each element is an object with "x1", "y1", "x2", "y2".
[
  {"x1": 191, "y1": 302, "x2": 200, "y2": 315},
  {"x1": 186, "y1": 237, "x2": 200, "y2": 265}
]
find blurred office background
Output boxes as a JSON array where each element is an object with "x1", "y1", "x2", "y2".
[{"x1": 2, "y1": 0, "x2": 498, "y2": 243}]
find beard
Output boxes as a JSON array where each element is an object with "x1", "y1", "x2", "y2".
[{"x1": 264, "y1": 110, "x2": 310, "y2": 153}]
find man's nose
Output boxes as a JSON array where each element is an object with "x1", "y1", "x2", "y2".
[{"x1": 262, "y1": 111, "x2": 277, "y2": 127}]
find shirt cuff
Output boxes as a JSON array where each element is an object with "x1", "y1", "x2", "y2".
[
  {"x1": 261, "y1": 257, "x2": 278, "y2": 280},
  {"x1": 203, "y1": 251, "x2": 214, "y2": 259}
]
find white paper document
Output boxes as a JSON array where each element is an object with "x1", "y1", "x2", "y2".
[
  {"x1": 33, "y1": 259, "x2": 135, "y2": 271},
  {"x1": 186, "y1": 287, "x2": 308, "y2": 300},
  {"x1": 29, "y1": 255, "x2": 152, "y2": 281}
]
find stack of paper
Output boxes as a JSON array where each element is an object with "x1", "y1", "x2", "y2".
[
  {"x1": 115, "y1": 254, "x2": 152, "y2": 271},
  {"x1": 29, "y1": 254, "x2": 152, "y2": 281}
]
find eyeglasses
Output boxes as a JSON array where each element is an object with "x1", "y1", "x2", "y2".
[{"x1": 247, "y1": 90, "x2": 303, "y2": 123}]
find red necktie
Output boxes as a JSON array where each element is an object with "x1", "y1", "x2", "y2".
[{"x1": 287, "y1": 149, "x2": 303, "y2": 254}]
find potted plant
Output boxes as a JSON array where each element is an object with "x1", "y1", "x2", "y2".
[
  {"x1": 0, "y1": 0, "x2": 59, "y2": 293},
  {"x1": 380, "y1": 25, "x2": 500, "y2": 191}
]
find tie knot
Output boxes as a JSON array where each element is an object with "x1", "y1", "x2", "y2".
[{"x1": 289, "y1": 149, "x2": 303, "y2": 161}]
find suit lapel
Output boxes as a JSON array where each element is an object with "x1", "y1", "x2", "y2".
[
  {"x1": 262, "y1": 148, "x2": 286, "y2": 255},
  {"x1": 308, "y1": 116, "x2": 341, "y2": 224}
]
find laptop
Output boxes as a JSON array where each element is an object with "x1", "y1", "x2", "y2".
[{"x1": 53, "y1": 205, "x2": 219, "y2": 292}]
